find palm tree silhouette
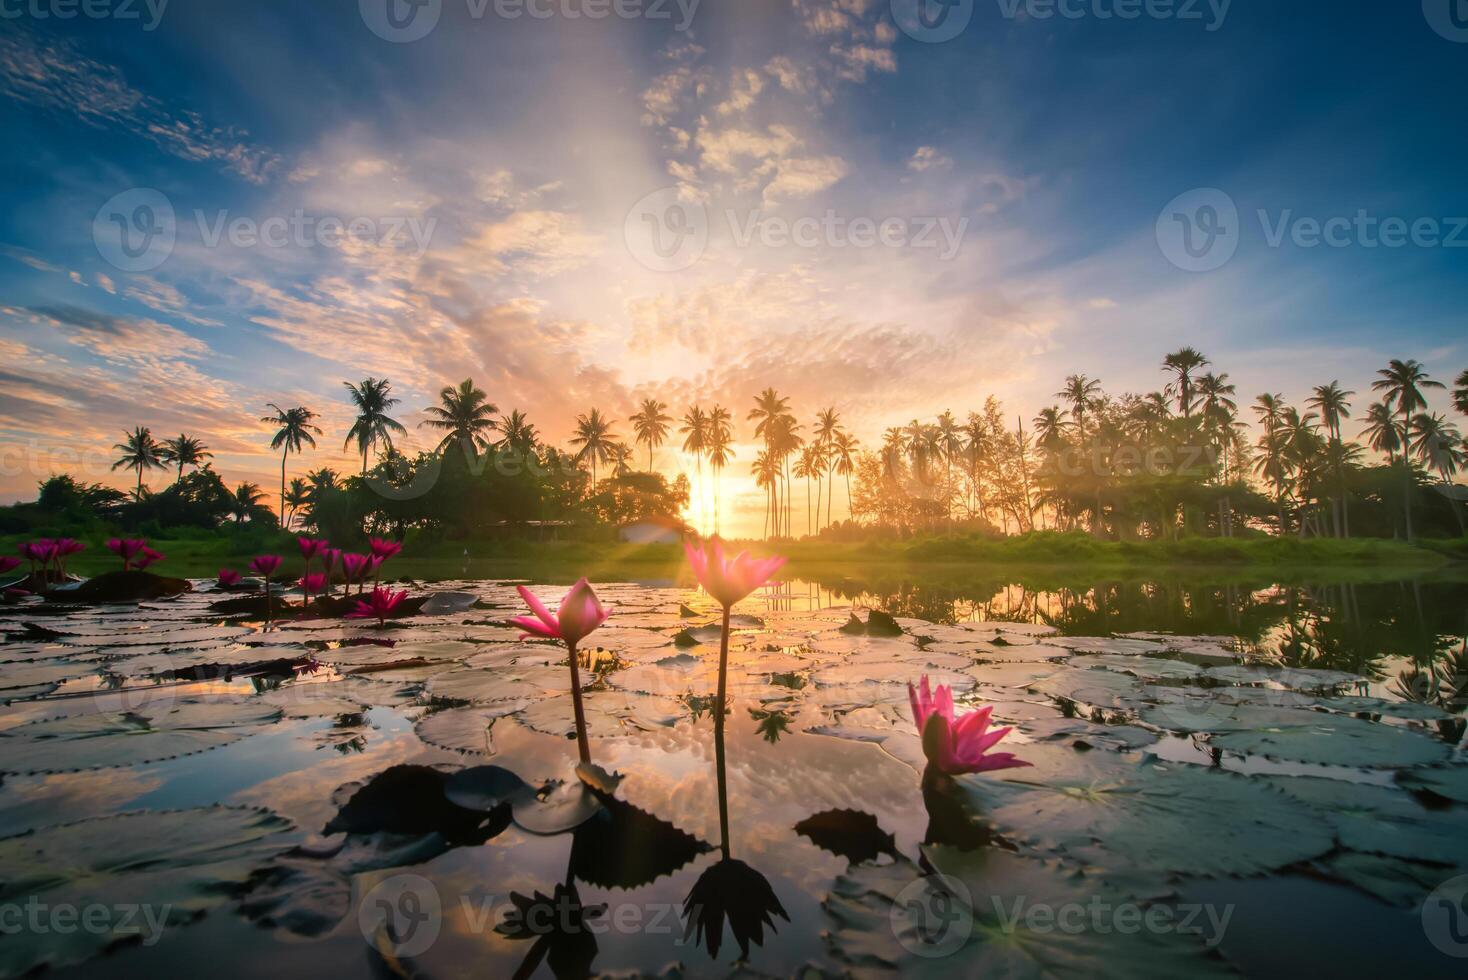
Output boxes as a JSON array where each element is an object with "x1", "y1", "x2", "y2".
[
  {"x1": 1372, "y1": 359, "x2": 1444, "y2": 540},
  {"x1": 496, "y1": 409, "x2": 540, "y2": 460},
  {"x1": 1056, "y1": 374, "x2": 1102, "y2": 435},
  {"x1": 111, "y1": 426, "x2": 167, "y2": 499},
  {"x1": 812, "y1": 407, "x2": 843, "y2": 530},
  {"x1": 263, "y1": 404, "x2": 321, "y2": 522},
  {"x1": 343, "y1": 378, "x2": 406, "y2": 476},
  {"x1": 158, "y1": 434, "x2": 212, "y2": 484},
  {"x1": 1162, "y1": 348, "x2": 1210, "y2": 418},
  {"x1": 680, "y1": 406, "x2": 710, "y2": 529},
  {"x1": 1306, "y1": 381, "x2": 1355, "y2": 536},
  {"x1": 747, "y1": 389, "x2": 791, "y2": 536},
  {"x1": 832, "y1": 430, "x2": 859, "y2": 523},
  {"x1": 750, "y1": 450, "x2": 779, "y2": 539},
  {"x1": 1410, "y1": 413, "x2": 1466, "y2": 534},
  {"x1": 1453, "y1": 370, "x2": 1468, "y2": 418},
  {"x1": 706, "y1": 405, "x2": 734, "y2": 533},
  {"x1": 420, "y1": 378, "x2": 498, "y2": 458},
  {"x1": 570, "y1": 409, "x2": 618, "y2": 487},
  {"x1": 630, "y1": 398, "x2": 673, "y2": 471},
  {"x1": 284, "y1": 478, "x2": 310, "y2": 529},
  {"x1": 229, "y1": 482, "x2": 269, "y2": 524}
]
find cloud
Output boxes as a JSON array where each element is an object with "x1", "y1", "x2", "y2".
[
  {"x1": 0, "y1": 31, "x2": 280, "y2": 183},
  {"x1": 11, "y1": 305, "x2": 210, "y2": 364},
  {"x1": 908, "y1": 146, "x2": 953, "y2": 173}
]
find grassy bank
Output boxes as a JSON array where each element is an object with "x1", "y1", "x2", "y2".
[{"x1": 4, "y1": 528, "x2": 1463, "y2": 582}]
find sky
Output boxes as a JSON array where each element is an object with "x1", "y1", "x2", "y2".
[{"x1": 1, "y1": 0, "x2": 1465, "y2": 536}]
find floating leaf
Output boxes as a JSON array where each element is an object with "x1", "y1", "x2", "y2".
[
  {"x1": 1270, "y1": 776, "x2": 1468, "y2": 866},
  {"x1": 0, "y1": 700, "x2": 281, "y2": 773},
  {"x1": 442, "y1": 765, "x2": 534, "y2": 811},
  {"x1": 0, "y1": 807, "x2": 294, "y2": 977},
  {"x1": 1398, "y1": 765, "x2": 1468, "y2": 804},
  {"x1": 823, "y1": 847, "x2": 1235, "y2": 978},
  {"x1": 415, "y1": 703, "x2": 527, "y2": 755},
  {"x1": 794, "y1": 809, "x2": 897, "y2": 865},
  {"x1": 949, "y1": 744, "x2": 1333, "y2": 876},
  {"x1": 511, "y1": 779, "x2": 604, "y2": 835}
]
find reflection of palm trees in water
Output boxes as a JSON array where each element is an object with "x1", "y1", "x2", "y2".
[{"x1": 682, "y1": 715, "x2": 789, "y2": 961}]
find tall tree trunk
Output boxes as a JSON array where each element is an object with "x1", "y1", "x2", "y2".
[{"x1": 280, "y1": 449, "x2": 289, "y2": 530}]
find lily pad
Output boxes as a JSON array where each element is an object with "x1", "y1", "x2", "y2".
[
  {"x1": 0, "y1": 807, "x2": 294, "y2": 977},
  {"x1": 0, "y1": 700, "x2": 282, "y2": 773},
  {"x1": 415, "y1": 703, "x2": 528, "y2": 755},
  {"x1": 949, "y1": 744, "x2": 1333, "y2": 876},
  {"x1": 1398, "y1": 765, "x2": 1468, "y2": 804},
  {"x1": 425, "y1": 664, "x2": 584, "y2": 704},
  {"x1": 823, "y1": 847, "x2": 1235, "y2": 978},
  {"x1": 1270, "y1": 776, "x2": 1468, "y2": 867},
  {"x1": 511, "y1": 779, "x2": 604, "y2": 835}
]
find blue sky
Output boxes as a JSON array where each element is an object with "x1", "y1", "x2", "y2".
[{"x1": 1, "y1": 0, "x2": 1465, "y2": 530}]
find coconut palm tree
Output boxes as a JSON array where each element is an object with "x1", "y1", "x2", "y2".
[
  {"x1": 795, "y1": 444, "x2": 822, "y2": 535},
  {"x1": 283, "y1": 478, "x2": 311, "y2": 529},
  {"x1": 158, "y1": 434, "x2": 212, "y2": 484},
  {"x1": 570, "y1": 409, "x2": 618, "y2": 486},
  {"x1": 263, "y1": 404, "x2": 321, "y2": 521},
  {"x1": 1033, "y1": 406, "x2": 1069, "y2": 452},
  {"x1": 1372, "y1": 359, "x2": 1444, "y2": 540},
  {"x1": 420, "y1": 378, "x2": 498, "y2": 457},
  {"x1": 769, "y1": 414, "x2": 803, "y2": 538},
  {"x1": 706, "y1": 405, "x2": 734, "y2": 533},
  {"x1": 680, "y1": 405, "x2": 710, "y2": 528},
  {"x1": 630, "y1": 398, "x2": 673, "y2": 471},
  {"x1": 1306, "y1": 381, "x2": 1354, "y2": 537},
  {"x1": 832, "y1": 430, "x2": 859, "y2": 522},
  {"x1": 1162, "y1": 348, "x2": 1210, "y2": 419},
  {"x1": 610, "y1": 442, "x2": 635, "y2": 477},
  {"x1": 1056, "y1": 375, "x2": 1102, "y2": 435},
  {"x1": 229, "y1": 482, "x2": 269, "y2": 524},
  {"x1": 307, "y1": 467, "x2": 340, "y2": 498},
  {"x1": 496, "y1": 410, "x2": 540, "y2": 459},
  {"x1": 813, "y1": 407, "x2": 844, "y2": 530},
  {"x1": 750, "y1": 450, "x2": 780, "y2": 540},
  {"x1": 1454, "y1": 370, "x2": 1468, "y2": 417},
  {"x1": 343, "y1": 378, "x2": 406, "y2": 476},
  {"x1": 1410, "y1": 413, "x2": 1466, "y2": 533},
  {"x1": 111, "y1": 426, "x2": 167, "y2": 499},
  {"x1": 1361, "y1": 401, "x2": 1403, "y2": 459}
]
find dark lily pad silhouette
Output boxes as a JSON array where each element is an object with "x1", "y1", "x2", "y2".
[
  {"x1": 569, "y1": 794, "x2": 711, "y2": 889},
  {"x1": 682, "y1": 857, "x2": 790, "y2": 960},
  {"x1": 794, "y1": 808, "x2": 897, "y2": 865},
  {"x1": 838, "y1": 610, "x2": 904, "y2": 637},
  {"x1": 443, "y1": 765, "x2": 534, "y2": 811},
  {"x1": 0, "y1": 807, "x2": 295, "y2": 977},
  {"x1": 326, "y1": 764, "x2": 511, "y2": 846},
  {"x1": 48, "y1": 570, "x2": 192, "y2": 603}
]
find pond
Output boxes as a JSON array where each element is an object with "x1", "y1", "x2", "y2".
[{"x1": 0, "y1": 567, "x2": 1465, "y2": 978}]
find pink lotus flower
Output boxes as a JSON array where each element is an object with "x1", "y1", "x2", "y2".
[
  {"x1": 346, "y1": 586, "x2": 409, "y2": 626},
  {"x1": 908, "y1": 676, "x2": 1031, "y2": 776},
  {"x1": 298, "y1": 537, "x2": 329, "y2": 563},
  {"x1": 513, "y1": 579, "x2": 610, "y2": 647},
  {"x1": 218, "y1": 569, "x2": 241, "y2": 587},
  {"x1": 299, "y1": 572, "x2": 329, "y2": 595},
  {"x1": 368, "y1": 537, "x2": 402, "y2": 561},
  {"x1": 322, "y1": 547, "x2": 341, "y2": 571},
  {"x1": 340, "y1": 552, "x2": 371, "y2": 584},
  {"x1": 106, "y1": 538, "x2": 148, "y2": 570},
  {"x1": 683, "y1": 536, "x2": 786, "y2": 609},
  {"x1": 133, "y1": 547, "x2": 164, "y2": 571},
  {"x1": 22, "y1": 539, "x2": 60, "y2": 565},
  {"x1": 0, "y1": 556, "x2": 20, "y2": 576},
  {"x1": 56, "y1": 539, "x2": 85, "y2": 558},
  {"x1": 513, "y1": 579, "x2": 609, "y2": 765},
  {"x1": 249, "y1": 555, "x2": 283, "y2": 578}
]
